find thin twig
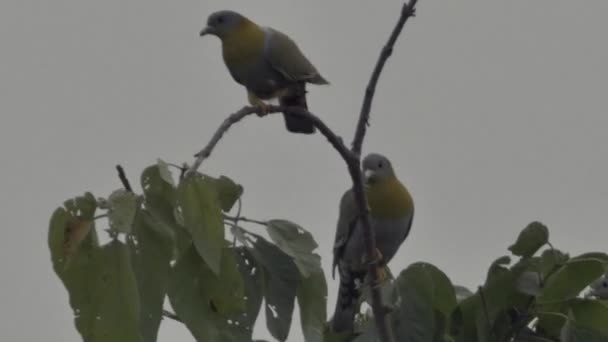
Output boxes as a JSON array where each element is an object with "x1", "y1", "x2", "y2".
[
  {"x1": 162, "y1": 309, "x2": 182, "y2": 323},
  {"x1": 115, "y1": 165, "x2": 133, "y2": 192},
  {"x1": 223, "y1": 214, "x2": 267, "y2": 226},
  {"x1": 478, "y1": 286, "x2": 498, "y2": 341},
  {"x1": 351, "y1": 0, "x2": 418, "y2": 157}
]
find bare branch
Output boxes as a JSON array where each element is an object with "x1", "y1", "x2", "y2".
[
  {"x1": 115, "y1": 165, "x2": 133, "y2": 192},
  {"x1": 350, "y1": 2, "x2": 419, "y2": 341},
  {"x1": 351, "y1": 0, "x2": 418, "y2": 157},
  {"x1": 187, "y1": 105, "x2": 355, "y2": 175}
]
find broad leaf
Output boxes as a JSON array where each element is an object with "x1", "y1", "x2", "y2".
[
  {"x1": 508, "y1": 222, "x2": 549, "y2": 258},
  {"x1": 206, "y1": 175, "x2": 244, "y2": 212},
  {"x1": 91, "y1": 240, "x2": 142, "y2": 342},
  {"x1": 569, "y1": 299, "x2": 608, "y2": 335},
  {"x1": 176, "y1": 176, "x2": 224, "y2": 274},
  {"x1": 141, "y1": 165, "x2": 189, "y2": 257},
  {"x1": 249, "y1": 235, "x2": 300, "y2": 341},
  {"x1": 49, "y1": 207, "x2": 101, "y2": 341},
  {"x1": 167, "y1": 246, "x2": 250, "y2": 341},
  {"x1": 266, "y1": 219, "x2": 321, "y2": 277},
  {"x1": 129, "y1": 210, "x2": 172, "y2": 342},
  {"x1": 297, "y1": 269, "x2": 327, "y2": 342},
  {"x1": 392, "y1": 262, "x2": 458, "y2": 341},
  {"x1": 231, "y1": 247, "x2": 264, "y2": 337},
  {"x1": 540, "y1": 259, "x2": 605, "y2": 303}
]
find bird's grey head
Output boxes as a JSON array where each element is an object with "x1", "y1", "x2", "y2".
[
  {"x1": 362, "y1": 153, "x2": 395, "y2": 184},
  {"x1": 200, "y1": 10, "x2": 246, "y2": 39}
]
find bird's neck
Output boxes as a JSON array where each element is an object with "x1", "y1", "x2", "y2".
[
  {"x1": 366, "y1": 177, "x2": 413, "y2": 219},
  {"x1": 221, "y1": 20, "x2": 265, "y2": 69}
]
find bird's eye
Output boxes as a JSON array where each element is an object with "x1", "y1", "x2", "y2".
[
  {"x1": 378, "y1": 162, "x2": 383, "y2": 168},
  {"x1": 217, "y1": 16, "x2": 224, "y2": 24}
]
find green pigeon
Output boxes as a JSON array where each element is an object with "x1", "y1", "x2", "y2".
[
  {"x1": 200, "y1": 10, "x2": 329, "y2": 134},
  {"x1": 331, "y1": 153, "x2": 415, "y2": 333}
]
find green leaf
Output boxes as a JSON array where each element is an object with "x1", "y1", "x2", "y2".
[
  {"x1": 63, "y1": 192, "x2": 97, "y2": 219},
  {"x1": 249, "y1": 235, "x2": 300, "y2": 341},
  {"x1": 206, "y1": 175, "x2": 244, "y2": 212},
  {"x1": 486, "y1": 255, "x2": 511, "y2": 283},
  {"x1": 212, "y1": 247, "x2": 246, "y2": 315},
  {"x1": 572, "y1": 252, "x2": 608, "y2": 272},
  {"x1": 129, "y1": 210, "x2": 173, "y2": 342},
  {"x1": 451, "y1": 293, "x2": 481, "y2": 342},
  {"x1": 540, "y1": 248, "x2": 569, "y2": 279},
  {"x1": 297, "y1": 269, "x2": 327, "y2": 342},
  {"x1": 508, "y1": 221, "x2": 549, "y2": 258},
  {"x1": 392, "y1": 262, "x2": 458, "y2": 341},
  {"x1": 167, "y1": 246, "x2": 250, "y2": 342},
  {"x1": 231, "y1": 247, "x2": 264, "y2": 336},
  {"x1": 569, "y1": 299, "x2": 608, "y2": 335},
  {"x1": 323, "y1": 327, "x2": 353, "y2": 342},
  {"x1": 107, "y1": 189, "x2": 138, "y2": 234},
  {"x1": 141, "y1": 165, "x2": 176, "y2": 224},
  {"x1": 141, "y1": 165, "x2": 189, "y2": 257},
  {"x1": 537, "y1": 311, "x2": 568, "y2": 338},
  {"x1": 266, "y1": 219, "x2": 321, "y2": 277},
  {"x1": 49, "y1": 208, "x2": 102, "y2": 341},
  {"x1": 561, "y1": 311, "x2": 608, "y2": 342},
  {"x1": 176, "y1": 176, "x2": 224, "y2": 274},
  {"x1": 91, "y1": 240, "x2": 142, "y2": 342},
  {"x1": 540, "y1": 258, "x2": 606, "y2": 303}
]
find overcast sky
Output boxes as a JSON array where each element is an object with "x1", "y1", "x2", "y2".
[{"x1": 1, "y1": 0, "x2": 607, "y2": 341}]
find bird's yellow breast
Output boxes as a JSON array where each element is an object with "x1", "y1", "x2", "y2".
[
  {"x1": 221, "y1": 20, "x2": 266, "y2": 70},
  {"x1": 366, "y1": 177, "x2": 413, "y2": 219}
]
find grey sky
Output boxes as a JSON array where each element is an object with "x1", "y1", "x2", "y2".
[{"x1": 1, "y1": 0, "x2": 607, "y2": 341}]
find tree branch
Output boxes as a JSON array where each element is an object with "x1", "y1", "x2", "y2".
[
  {"x1": 349, "y1": 2, "x2": 418, "y2": 341},
  {"x1": 115, "y1": 165, "x2": 133, "y2": 192},
  {"x1": 351, "y1": 0, "x2": 418, "y2": 157},
  {"x1": 187, "y1": 105, "x2": 355, "y2": 175}
]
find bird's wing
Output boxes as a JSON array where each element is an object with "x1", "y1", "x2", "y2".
[
  {"x1": 263, "y1": 28, "x2": 327, "y2": 84},
  {"x1": 332, "y1": 189, "x2": 359, "y2": 278}
]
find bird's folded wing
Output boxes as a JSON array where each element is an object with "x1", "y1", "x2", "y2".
[
  {"x1": 263, "y1": 27, "x2": 327, "y2": 84},
  {"x1": 332, "y1": 189, "x2": 359, "y2": 278}
]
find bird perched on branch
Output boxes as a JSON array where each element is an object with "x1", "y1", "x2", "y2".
[
  {"x1": 331, "y1": 153, "x2": 414, "y2": 333},
  {"x1": 200, "y1": 10, "x2": 328, "y2": 134}
]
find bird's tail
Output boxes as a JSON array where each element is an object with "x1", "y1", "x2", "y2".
[
  {"x1": 331, "y1": 267, "x2": 363, "y2": 333},
  {"x1": 279, "y1": 83, "x2": 316, "y2": 134}
]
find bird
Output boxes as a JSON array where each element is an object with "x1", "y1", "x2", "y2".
[
  {"x1": 199, "y1": 10, "x2": 329, "y2": 134},
  {"x1": 331, "y1": 153, "x2": 414, "y2": 333}
]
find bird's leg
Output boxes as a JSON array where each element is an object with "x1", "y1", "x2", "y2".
[
  {"x1": 374, "y1": 248, "x2": 388, "y2": 283},
  {"x1": 247, "y1": 91, "x2": 269, "y2": 116}
]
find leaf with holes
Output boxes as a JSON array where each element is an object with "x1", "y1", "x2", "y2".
[
  {"x1": 266, "y1": 219, "x2": 320, "y2": 278},
  {"x1": 248, "y1": 235, "x2": 300, "y2": 341}
]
